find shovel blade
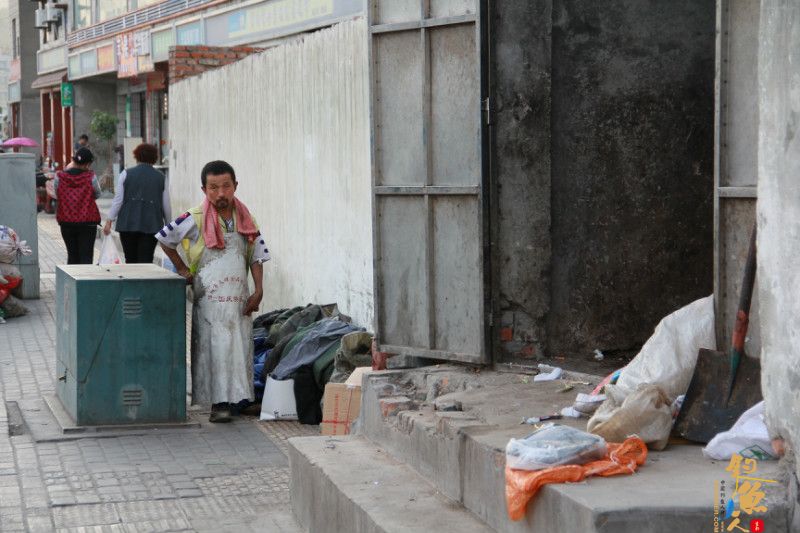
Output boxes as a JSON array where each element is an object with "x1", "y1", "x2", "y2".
[{"x1": 673, "y1": 348, "x2": 763, "y2": 443}]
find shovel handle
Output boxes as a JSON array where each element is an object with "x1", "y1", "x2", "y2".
[{"x1": 731, "y1": 225, "x2": 757, "y2": 353}]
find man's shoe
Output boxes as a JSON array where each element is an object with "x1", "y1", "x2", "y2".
[{"x1": 209, "y1": 410, "x2": 232, "y2": 423}]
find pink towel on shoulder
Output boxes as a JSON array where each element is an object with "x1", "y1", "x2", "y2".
[{"x1": 202, "y1": 197, "x2": 260, "y2": 250}]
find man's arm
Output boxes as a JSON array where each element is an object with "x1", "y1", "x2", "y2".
[
  {"x1": 161, "y1": 244, "x2": 193, "y2": 284},
  {"x1": 243, "y1": 261, "x2": 263, "y2": 316}
]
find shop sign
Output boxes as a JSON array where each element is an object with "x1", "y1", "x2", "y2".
[
  {"x1": 61, "y1": 82, "x2": 74, "y2": 107},
  {"x1": 205, "y1": 0, "x2": 361, "y2": 46},
  {"x1": 116, "y1": 30, "x2": 154, "y2": 78},
  {"x1": 97, "y1": 44, "x2": 115, "y2": 72}
]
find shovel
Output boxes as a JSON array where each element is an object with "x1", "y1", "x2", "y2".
[{"x1": 674, "y1": 225, "x2": 762, "y2": 444}]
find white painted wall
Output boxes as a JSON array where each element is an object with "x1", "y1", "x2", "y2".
[
  {"x1": 757, "y1": 0, "x2": 800, "y2": 482},
  {"x1": 169, "y1": 19, "x2": 374, "y2": 329}
]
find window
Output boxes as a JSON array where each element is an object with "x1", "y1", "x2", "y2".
[
  {"x1": 131, "y1": 0, "x2": 164, "y2": 8},
  {"x1": 97, "y1": 0, "x2": 128, "y2": 23},
  {"x1": 73, "y1": 0, "x2": 92, "y2": 30}
]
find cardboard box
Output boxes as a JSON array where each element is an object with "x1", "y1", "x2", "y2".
[
  {"x1": 345, "y1": 366, "x2": 374, "y2": 387},
  {"x1": 320, "y1": 383, "x2": 362, "y2": 436}
]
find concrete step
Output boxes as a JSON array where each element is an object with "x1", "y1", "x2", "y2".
[
  {"x1": 288, "y1": 435, "x2": 494, "y2": 533},
  {"x1": 357, "y1": 366, "x2": 791, "y2": 533}
]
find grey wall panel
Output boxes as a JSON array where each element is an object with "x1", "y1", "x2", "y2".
[
  {"x1": 377, "y1": 196, "x2": 429, "y2": 348},
  {"x1": 720, "y1": 0, "x2": 760, "y2": 188},
  {"x1": 717, "y1": 199, "x2": 760, "y2": 355},
  {"x1": 372, "y1": 0, "x2": 421, "y2": 25},
  {"x1": 430, "y1": 0, "x2": 476, "y2": 18},
  {"x1": 430, "y1": 24, "x2": 480, "y2": 187},
  {"x1": 374, "y1": 31, "x2": 425, "y2": 186},
  {"x1": 432, "y1": 196, "x2": 482, "y2": 354}
]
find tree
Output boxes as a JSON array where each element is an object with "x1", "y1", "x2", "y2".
[{"x1": 89, "y1": 111, "x2": 118, "y2": 191}]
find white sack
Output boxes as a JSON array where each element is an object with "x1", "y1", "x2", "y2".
[
  {"x1": 615, "y1": 295, "x2": 715, "y2": 400},
  {"x1": 703, "y1": 401, "x2": 775, "y2": 461},
  {"x1": 260, "y1": 376, "x2": 298, "y2": 421}
]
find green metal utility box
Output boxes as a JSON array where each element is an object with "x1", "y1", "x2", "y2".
[{"x1": 56, "y1": 264, "x2": 187, "y2": 425}]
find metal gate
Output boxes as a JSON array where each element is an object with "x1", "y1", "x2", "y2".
[
  {"x1": 369, "y1": 0, "x2": 489, "y2": 364},
  {"x1": 714, "y1": 0, "x2": 761, "y2": 355}
]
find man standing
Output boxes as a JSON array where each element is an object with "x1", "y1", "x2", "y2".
[
  {"x1": 74, "y1": 134, "x2": 90, "y2": 152},
  {"x1": 157, "y1": 160, "x2": 269, "y2": 423}
]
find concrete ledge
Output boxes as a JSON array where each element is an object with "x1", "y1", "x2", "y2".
[
  {"x1": 357, "y1": 366, "x2": 791, "y2": 533},
  {"x1": 288, "y1": 435, "x2": 493, "y2": 533}
]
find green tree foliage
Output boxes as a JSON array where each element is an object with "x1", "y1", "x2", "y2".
[{"x1": 89, "y1": 111, "x2": 117, "y2": 190}]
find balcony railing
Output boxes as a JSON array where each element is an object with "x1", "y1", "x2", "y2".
[{"x1": 68, "y1": 0, "x2": 215, "y2": 45}]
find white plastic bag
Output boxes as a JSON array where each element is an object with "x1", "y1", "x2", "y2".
[
  {"x1": 260, "y1": 376, "x2": 298, "y2": 421},
  {"x1": 505, "y1": 424, "x2": 607, "y2": 471},
  {"x1": 98, "y1": 236, "x2": 123, "y2": 265},
  {"x1": 0, "y1": 226, "x2": 32, "y2": 263},
  {"x1": 703, "y1": 401, "x2": 775, "y2": 461}
]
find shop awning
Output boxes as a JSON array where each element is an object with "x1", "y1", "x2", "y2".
[{"x1": 31, "y1": 70, "x2": 67, "y2": 89}]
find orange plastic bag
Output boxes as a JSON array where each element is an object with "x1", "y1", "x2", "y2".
[{"x1": 505, "y1": 436, "x2": 648, "y2": 521}]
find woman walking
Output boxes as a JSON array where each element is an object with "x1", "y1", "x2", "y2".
[
  {"x1": 55, "y1": 147, "x2": 101, "y2": 264},
  {"x1": 104, "y1": 143, "x2": 171, "y2": 264}
]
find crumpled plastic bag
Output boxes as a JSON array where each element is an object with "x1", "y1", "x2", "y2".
[
  {"x1": 588, "y1": 383, "x2": 674, "y2": 450},
  {"x1": 506, "y1": 424, "x2": 607, "y2": 471},
  {"x1": 506, "y1": 436, "x2": 647, "y2": 521},
  {"x1": 703, "y1": 401, "x2": 775, "y2": 461},
  {"x1": 0, "y1": 226, "x2": 32, "y2": 263},
  {"x1": 1, "y1": 294, "x2": 28, "y2": 317},
  {"x1": 98, "y1": 235, "x2": 123, "y2": 265}
]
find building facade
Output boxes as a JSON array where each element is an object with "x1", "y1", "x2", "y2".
[
  {"x1": 6, "y1": 0, "x2": 41, "y2": 152},
  {"x1": 28, "y1": 0, "x2": 360, "y2": 182}
]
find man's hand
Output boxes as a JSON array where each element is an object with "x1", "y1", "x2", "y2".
[
  {"x1": 160, "y1": 244, "x2": 193, "y2": 285},
  {"x1": 103, "y1": 220, "x2": 112, "y2": 236},
  {"x1": 243, "y1": 289, "x2": 262, "y2": 316},
  {"x1": 176, "y1": 265, "x2": 193, "y2": 285}
]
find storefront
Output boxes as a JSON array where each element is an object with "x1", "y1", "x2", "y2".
[{"x1": 32, "y1": 70, "x2": 70, "y2": 168}]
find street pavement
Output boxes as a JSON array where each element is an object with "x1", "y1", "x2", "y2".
[{"x1": 0, "y1": 210, "x2": 313, "y2": 532}]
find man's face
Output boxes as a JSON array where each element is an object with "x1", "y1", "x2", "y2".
[
  {"x1": 202, "y1": 172, "x2": 237, "y2": 211},
  {"x1": 79, "y1": 138, "x2": 87, "y2": 146}
]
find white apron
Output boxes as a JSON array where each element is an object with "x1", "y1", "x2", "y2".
[{"x1": 190, "y1": 231, "x2": 254, "y2": 405}]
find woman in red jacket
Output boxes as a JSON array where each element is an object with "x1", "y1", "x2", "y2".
[{"x1": 54, "y1": 147, "x2": 101, "y2": 264}]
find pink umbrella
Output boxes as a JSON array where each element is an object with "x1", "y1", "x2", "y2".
[{"x1": 1, "y1": 137, "x2": 39, "y2": 147}]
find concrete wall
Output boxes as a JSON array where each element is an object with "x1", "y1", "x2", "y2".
[
  {"x1": 168, "y1": 19, "x2": 373, "y2": 328},
  {"x1": 491, "y1": 0, "x2": 552, "y2": 360},
  {"x1": 492, "y1": 0, "x2": 716, "y2": 361},
  {"x1": 72, "y1": 80, "x2": 117, "y2": 176},
  {"x1": 757, "y1": 0, "x2": 800, "y2": 481}
]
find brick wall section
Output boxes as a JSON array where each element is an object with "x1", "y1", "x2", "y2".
[{"x1": 168, "y1": 45, "x2": 263, "y2": 84}]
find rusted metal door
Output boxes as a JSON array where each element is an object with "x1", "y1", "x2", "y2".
[
  {"x1": 369, "y1": 0, "x2": 489, "y2": 364},
  {"x1": 714, "y1": 0, "x2": 761, "y2": 355}
]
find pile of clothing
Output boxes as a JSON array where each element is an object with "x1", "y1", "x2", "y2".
[
  {"x1": 252, "y1": 304, "x2": 373, "y2": 424},
  {"x1": 0, "y1": 225, "x2": 32, "y2": 323}
]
